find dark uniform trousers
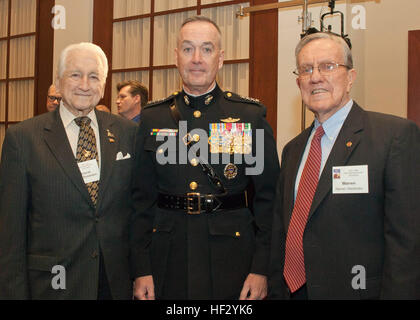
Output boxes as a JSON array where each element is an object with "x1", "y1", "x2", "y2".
[{"x1": 133, "y1": 84, "x2": 280, "y2": 299}]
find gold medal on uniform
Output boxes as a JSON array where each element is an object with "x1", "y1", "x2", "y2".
[{"x1": 224, "y1": 163, "x2": 238, "y2": 179}]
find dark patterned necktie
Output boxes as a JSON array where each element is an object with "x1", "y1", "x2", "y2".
[
  {"x1": 75, "y1": 116, "x2": 99, "y2": 206},
  {"x1": 283, "y1": 125, "x2": 324, "y2": 293}
]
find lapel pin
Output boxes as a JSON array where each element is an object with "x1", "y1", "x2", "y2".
[
  {"x1": 107, "y1": 129, "x2": 115, "y2": 142},
  {"x1": 107, "y1": 129, "x2": 115, "y2": 138},
  {"x1": 346, "y1": 141, "x2": 352, "y2": 147}
]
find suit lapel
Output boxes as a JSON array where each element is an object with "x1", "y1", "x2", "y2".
[
  {"x1": 283, "y1": 126, "x2": 313, "y2": 229},
  {"x1": 307, "y1": 103, "x2": 365, "y2": 221},
  {"x1": 43, "y1": 110, "x2": 94, "y2": 207},
  {"x1": 96, "y1": 110, "x2": 118, "y2": 208}
]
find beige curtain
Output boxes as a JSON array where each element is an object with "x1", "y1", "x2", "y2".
[
  {"x1": 152, "y1": 68, "x2": 182, "y2": 100},
  {"x1": 0, "y1": 40, "x2": 6, "y2": 79},
  {"x1": 0, "y1": 0, "x2": 8, "y2": 37},
  {"x1": 154, "y1": 0, "x2": 196, "y2": 13},
  {"x1": 113, "y1": 18, "x2": 151, "y2": 69},
  {"x1": 10, "y1": 0, "x2": 36, "y2": 36},
  {"x1": 9, "y1": 35, "x2": 35, "y2": 78},
  {"x1": 113, "y1": 0, "x2": 151, "y2": 19},
  {"x1": 0, "y1": 0, "x2": 36, "y2": 131},
  {"x1": 217, "y1": 63, "x2": 249, "y2": 96},
  {"x1": 8, "y1": 80, "x2": 34, "y2": 121}
]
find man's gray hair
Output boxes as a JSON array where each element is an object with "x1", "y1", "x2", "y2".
[
  {"x1": 178, "y1": 15, "x2": 222, "y2": 48},
  {"x1": 180, "y1": 16, "x2": 221, "y2": 35},
  {"x1": 295, "y1": 32, "x2": 353, "y2": 69},
  {"x1": 57, "y1": 42, "x2": 109, "y2": 84}
]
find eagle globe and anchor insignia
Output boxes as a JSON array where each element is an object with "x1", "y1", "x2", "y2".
[{"x1": 224, "y1": 163, "x2": 238, "y2": 180}]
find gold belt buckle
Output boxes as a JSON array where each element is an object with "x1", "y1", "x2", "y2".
[{"x1": 187, "y1": 192, "x2": 201, "y2": 214}]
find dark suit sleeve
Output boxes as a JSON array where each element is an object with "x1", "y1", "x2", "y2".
[
  {"x1": 128, "y1": 125, "x2": 147, "y2": 279},
  {"x1": 381, "y1": 120, "x2": 420, "y2": 299},
  {"x1": 130, "y1": 119, "x2": 157, "y2": 277},
  {"x1": 268, "y1": 144, "x2": 289, "y2": 299},
  {"x1": 0, "y1": 128, "x2": 29, "y2": 299},
  {"x1": 249, "y1": 106, "x2": 280, "y2": 276}
]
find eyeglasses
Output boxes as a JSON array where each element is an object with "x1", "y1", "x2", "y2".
[
  {"x1": 48, "y1": 95, "x2": 62, "y2": 103},
  {"x1": 293, "y1": 62, "x2": 350, "y2": 78}
]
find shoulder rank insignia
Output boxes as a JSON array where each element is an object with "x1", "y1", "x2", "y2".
[
  {"x1": 224, "y1": 91, "x2": 262, "y2": 106},
  {"x1": 144, "y1": 91, "x2": 179, "y2": 109},
  {"x1": 220, "y1": 117, "x2": 240, "y2": 123},
  {"x1": 241, "y1": 96, "x2": 260, "y2": 103}
]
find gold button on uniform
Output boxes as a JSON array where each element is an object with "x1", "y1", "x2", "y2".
[
  {"x1": 194, "y1": 110, "x2": 201, "y2": 118},
  {"x1": 227, "y1": 92, "x2": 232, "y2": 97},
  {"x1": 190, "y1": 158, "x2": 199, "y2": 167},
  {"x1": 189, "y1": 182, "x2": 198, "y2": 190},
  {"x1": 192, "y1": 134, "x2": 200, "y2": 142}
]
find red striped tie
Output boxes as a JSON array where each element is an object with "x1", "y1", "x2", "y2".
[{"x1": 284, "y1": 125, "x2": 324, "y2": 293}]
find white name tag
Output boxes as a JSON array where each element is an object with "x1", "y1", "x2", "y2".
[
  {"x1": 77, "y1": 159, "x2": 100, "y2": 184},
  {"x1": 332, "y1": 165, "x2": 369, "y2": 194}
]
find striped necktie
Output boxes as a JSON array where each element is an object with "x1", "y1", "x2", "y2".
[
  {"x1": 75, "y1": 116, "x2": 99, "y2": 206},
  {"x1": 283, "y1": 125, "x2": 324, "y2": 293}
]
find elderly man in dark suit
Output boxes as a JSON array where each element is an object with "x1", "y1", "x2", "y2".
[
  {"x1": 0, "y1": 42, "x2": 142, "y2": 299},
  {"x1": 269, "y1": 32, "x2": 420, "y2": 300}
]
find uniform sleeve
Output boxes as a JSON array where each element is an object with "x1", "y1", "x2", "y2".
[
  {"x1": 249, "y1": 105, "x2": 280, "y2": 275},
  {"x1": 0, "y1": 128, "x2": 30, "y2": 299},
  {"x1": 381, "y1": 120, "x2": 420, "y2": 299},
  {"x1": 130, "y1": 118, "x2": 158, "y2": 278}
]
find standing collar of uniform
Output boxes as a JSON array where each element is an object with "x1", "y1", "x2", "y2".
[
  {"x1": 183, "y1": 83, "x2": 216, "y2": 97},
  {"x1": 314, "y1": 99, "x2": 353, "y2": 141},
  {"x1": 59, "y1": 102, "x2": 99, "y2": 130},
  {"x1": 181, "y1": 83, "x2": 222, "y2": 108}
]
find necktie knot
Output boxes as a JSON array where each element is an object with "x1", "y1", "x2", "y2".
[
  {"x1": 75, "y1": 116, "x2": 91, "y2": 127},
  {"x1": 314, "y1": 125, "x2": 324, "y2": 140}
]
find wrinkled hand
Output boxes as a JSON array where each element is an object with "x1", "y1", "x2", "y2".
[
  {"x1": 239, "y1": 273, "x2": 267, "y2": 300},
  {"x1": 133, "y1": 275, "x2": 155, "y2": 300}
]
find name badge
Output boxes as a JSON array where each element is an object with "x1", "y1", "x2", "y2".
[
  {"x1": 78, "y1": 159, "x2": 100, "y2": 184},
  {"x1": 332, "y1": 165, "x2": 369, "y2": 194}
]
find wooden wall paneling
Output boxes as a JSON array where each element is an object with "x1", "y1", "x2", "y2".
[
  {"x1": 408, "y1": 30, "x2": 420, "y2": 127},
  {"x1": 4, "y1": 0, "x2": 11, "y2": 128},
  {"x1": 93, "y1": 0, "x2": 114, "y2": 108},
  {"x1": 249, "y1": 0, "x2": 278, "y2": 137},
  {"x1": 35, "y1": 0, "x2": 55, "y2": 115},
  {"x1": 148, "y1": 0, "x2": 155, "y2": 99}
]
